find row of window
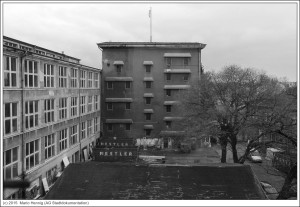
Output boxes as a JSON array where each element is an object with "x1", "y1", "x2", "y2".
[
  {"x1": 106, "y1": 75, "x2": 189, "y2": 90},
  {"x1": 107, "y1": 103, "x2": 172, "y2": 113},
  {"x1": 4, "y1": 95, "x2": 100, "y2": 135},
  {"x1": 106, "y1": 121, "x2": 172, "y2": 132},
  {"x1": 3, "y1": 56, "x2": 100, "y2": 88},
  {"x1": 113, "y1": 57, "x2": 189, "y2": 74},
  {"x1": 3, "y1": 118, "x2": 100, "y2": 179}
]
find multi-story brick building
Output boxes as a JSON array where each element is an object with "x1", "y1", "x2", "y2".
[
  {"x1": 2, "y1": 36, "x2": 101, "y2": 199},
  {"x1": 97, "y1": 42, "x2": 206, "y2": 148}
]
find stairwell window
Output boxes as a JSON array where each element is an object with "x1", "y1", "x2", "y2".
[
  {"x1": 145, "y1": 113, "x2": 152, "y2": 121},
  {"x1": 183, "y1": 57, "x2": 189, "y2": 66},
  {"x1": 145, "y1": 65, "x2": 151, "y2": 73},
  {"x1": 125, "y1": 102, "x2": 131, "y2": 110},
  {"x1": 166, "y1": 121, "x2": 172, "y2": 128},
  {"x1": 44, "y1": 134, "x2": 55, "y2": 160},
  {"x1": 166, "y1": 73, "x2": 171, "y2": 81},
  {"x1": 145, "y1": 81, "x2": 152, "y2": 89},
  {"x1": 4, "y1": 147, "x2": 19, "y2": 179},
  {"x1": 25, "y1": 100, "x2": 39, "y2": 129},
  {"x1": 80, "y1": 70, "x2": 86, "y2": 88},
  {"x1": 25, "y1": 139, "x2": 40, "y2": 170},
  {"x1": 125, "y1": 123, "x2": 131, "y2": 131},
  {"x1": 107, "y1": 124, "x2": 113, "y2": 131},
  {"x1": 44, "y1": 99, "x2": 55, "y2": 123},
  {"x1": 58, "y1": 129, "x2": 68, "y2": 152},
  {"x1": 70, "y1": 97, "x2": 78, "y2": 117},
  {"x1": 70, "y1": 68, "x2": 78, "y2": 88},
  {"x1": 166, "y1": 89, "x2": 171, "y2": 97},
  {"x1": 145, "y1": 97, "x2": 152, "y2": 105},
  {"x1": 116, "y1": 65, "x2": 122, "y2": 73},
  {"x1": 107, "y1": 103, "x2": 113, "y2": 110},
  {"x1": 70, "y1": 125, "x2": 78, "y2": 145},
  {"x1": 4, "y1": 56, "x2": 17, "y2": 87},
  {"x1": 125, "y1": 81, "x2": 131, "y2": 89},
  {"x1": 4, "y1": 102, "x2": 18, "y2": 134},
  {"x1": 88, "y1": 72, "x2": 93, "y2": 88},
  {"x1": 59, "y1": 66, "x2": 67, "y2": 87},
  {"x1": 166, "y1": 105, "x2": 172, "y2": 112},
  {"x1": 44, "y1": 64, "x2": 54, "y2": 88},
  {"x1": 166, "y1": 58, "x2": 171, "y2": 67},
  {"x1": 25, "y1": 60, "x2": 39, "y2": 87},
  {"x1": 59, "y1": 98, "x2": 67, "y2": 120},
  {"x1": 145, "y1": 129, "x2": 151, "y2": 136},
  {"x1": 183, "y1": 74, "x2": 189, "y2": 81}
]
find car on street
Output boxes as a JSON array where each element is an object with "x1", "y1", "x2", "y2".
[{"x1": 247, "y1": 149, "x2": 262, "y2": 163}]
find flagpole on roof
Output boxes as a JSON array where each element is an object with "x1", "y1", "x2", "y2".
[{"x1": 149, "y1": 7, "x2": 152, "y2": 42}]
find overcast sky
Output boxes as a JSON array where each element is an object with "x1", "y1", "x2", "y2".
[{"x1": 2, "y1": 1, "x2": 298, "y2": 81}]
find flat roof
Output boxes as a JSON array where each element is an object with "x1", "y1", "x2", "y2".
[
  {"x1": 44, "y1": 162, "x2": 266, "y2": 200},
  {"x1": 97, "y1": 42, "x2": 206, "y2": 49}
]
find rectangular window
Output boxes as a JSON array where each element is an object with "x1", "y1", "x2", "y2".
[
  {"x1": 80, "y1": 70, "x2": 86, "y2": 88},
  {"x1": 94, "y1": 117, "x2": 100, "y2": 133},
  {"x1": 145, "y1": 129, "x2": 151, "y2": 136},
  {"x1": 87, "y1": 96, "x2": 93, "y2": 112},
  {"x1": 70, "y1": 125, "x2": 78, "y2": 145},
  {"x1": 94, "y1": 73, "x2": 99, "y2": 88},
  {"x1": 125, "y1": 81, "x2": 131, "y2": 89},
  {"x1": 71, "y1": 151, "x2": 80, "y2": 163},
  {"x1": 145, "y1": 65, "x2": 151, "y2": 73},
  {"x1": 145, "y1": 113, "x2": 151, "y2": 121},
  {"x1": 94, "y1": 95, "x2": 99, "y2": 111},
  {"x1": 44, "y1": 64, "x2": 54, "y2": 88},
  {"x1": 44, "y1": 99, "x2": 55, "y2": 123},
  {"x1": 125, "y1": 102, "x2": 131, "y2": 110},
  {"x1": 80, "y1": 96, "x2": 86, "y2": 114},
  {"x1": 44, "y1": 134, "x2": 55, "y2": 160},
  {"x1": 87, "y1": 120, "x2": 93, "y2": 137},
  {"x1": 125, "y1": 123, "x2": 131, "y2": 131},
  {"x1": 107, "y1": 82, "x2": 113, "y2": 89},
  {"x1": 145, "y1": 81, "x2": 152, "y2": 89},
  {"x1": 4, "y1": 102, "x2": 18, "y2": 134},
  {"x1": 46, "y1": 166, "x2": 57, "y2": 187},
  {"x1": 145, "y1": 97, "x2": 152, "y2": 105},
  {"x1": 58, "y1": 129, "x2": 68, "y2": 152},
  {"x1": 25, "y1": 139, "x2": 39, "y2": 170},
  {"x1": 183, "y1": 57, "x2": 189, "y2": 66},
  {"x1": 70, "y1": 68, "x2": 78, "y2": 88},
  {"x1": 166, "y1": 73, "x2": 171, "y2": 81},
  {"x1": 59, "y1": 66, "x2": 67, "y2": 87},
  {"x1": 166, "y1": 105, "x2": 172, "y2": 112},
  {"x1": 166, "y1": 58, "x2": 171, "y2": 67},
  {"x1": 25, "y1": 100, "x2": 39, "y2": 129},
  {"x1": 88, "y1": 72, "x2": 93, "y2": 88},
  {"x1": 4, "y1": 147, "x2": 18, "y2": 179},
  {"x1": 183, "y1": 74, "x2": 189, "y2": 81},
  {"x1": 166, "y1": 121, "x2": 172, "y2": 128},
  {"x1": 107, "y1": 103, "x2": 113, "y2": 110},
  {"x1": 116, "y1": 65, "x2": 122, "y2": 73},
  {"x1": 81, "y1": 122, "x2": 86, "y2": 139},
  {"x1": 107, "y1": 124, "x2": 113, "y2": 131},
  {"x1": 166, "y1": 89, "x2": 171, "y2": 97},
  {"x1": 70, "y1": 97, "x2": 78, "y2": 117},
  {"x1": 4, "y1": 56, "x2": 17, "y2": 87},
  {"x1": 25, "y1": 60, "x2": 38, "y2": 87},
  {"x1": 59, "y1": 98, "x2": 67, "y2": 120}
]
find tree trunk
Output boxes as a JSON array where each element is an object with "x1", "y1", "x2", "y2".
[
  {"x1": 230, "y1": 135, "x2": 239, "y2": 163},
  {"x1": 221, "y1": 144, "x2": 227, "y2": 163},
  {"x1": 277, "y1": 165, "x2": 297, "y2": 199}
]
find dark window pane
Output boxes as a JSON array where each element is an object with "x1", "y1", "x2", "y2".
[
  {"x1": 12, "y1": 163, "x2": 18, "y2": 177},
  {"x1": 12, "y1": 147, "x2": 18, "y2": 162},
  {"x1": 29, "y1": 61, "x2": 33, "y2": 73},
  {"x1": 5, "y1": 104, "x2": 10, "y2": 117},
  {"x1": 5, "y1": 150, "x2": 11, "y2": 165},
  {"x1": 34, "y1": 76, "x2": 38, "y2": 87},
  {"x1": 34, "y1": 62, "x2": 37, "y2": 73},
  {"x1": 35, "y1": 140, "x2": 39, "y2": 151},
  {"x1": 30, "y1": 155, "x2": 34, "y2": 168},
  {"x1": 30, "y1": 115, "x2": 34, "y2": 127},
  {"x1": 5, "y1": 120, "x2": 11, "y2": 134},
  {"x1": 29, "y1": 75, "x2": 33, "y2": 87},
  {"x1": 35, "y1": 101, "x2": 38, "y2": 112},
  {"x1": 12, "y1": 119, "x2": 17, "y2": 132},
  {"x1": 35, "y1": 115, "x2": 38, "y2": 126},
  {"x1": 5, "y1": 167, "x2": 11, "y2": 179},
  {"x1": 11, "y1": 58, "x2": 16, "y2": 71},
  {"x1": 12, "y1": 103, "x2": 17, "y2": 116},
  {"x1": 35, "y1": 153, "x2": 39, "y2": 165},
  {"x1": 26, "y1": 143, "x2": 29, "y2": 155},
  {"x1": 11, "y1": 73, "x2": 16, "y2": 86},
  {"x1": 29, "y1": 102, "x2": 33, "y2": 113},
  {"x1": 4, "y1": 72, "x2": 10, "y2": 86}
]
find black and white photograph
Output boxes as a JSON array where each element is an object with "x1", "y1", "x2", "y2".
[{"x1": 1, "y1": 0, "x2": 298, "y2": 206}]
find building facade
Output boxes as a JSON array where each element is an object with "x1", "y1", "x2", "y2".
[
  {"x1": 97, "y1": 42, "x2": 206, "y2": 148},
  {"x1": 3, "y1": 36, "x2": 101, "y2": 199}
]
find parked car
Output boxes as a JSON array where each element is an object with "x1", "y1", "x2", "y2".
[
  {"x1": 247, "y1": 149, "x2": 262, "y2": 163},
  {"x1": 260, "y1": 181, "x2": 278, "y2": 199}
]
